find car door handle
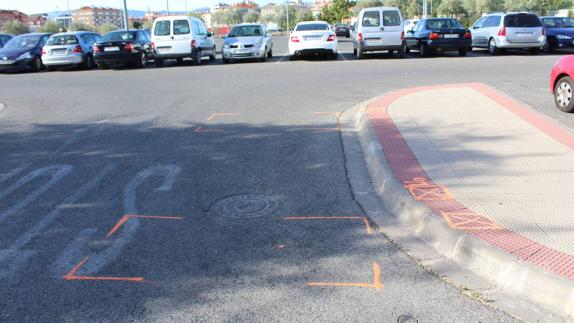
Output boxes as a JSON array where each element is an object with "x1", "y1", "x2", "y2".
[
  {"x1": 380, "y1": 27, "x2": 385, "y2": 31},
  {"x1": 170, "y1": 36, "x2": 174, "y2": 40}
]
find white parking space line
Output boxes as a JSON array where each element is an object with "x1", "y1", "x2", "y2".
[
  {"x1": 339, "y1": 52, "x2": 350, "y2": 63},
  {"x1": 274, "y1": 55, "x2": 289, "y2": 64}
]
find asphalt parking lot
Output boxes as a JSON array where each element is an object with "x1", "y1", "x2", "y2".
[{"x1": 0, "y1": 35, "x2": 570, "y2": 321}]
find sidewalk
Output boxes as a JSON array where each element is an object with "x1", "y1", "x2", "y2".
[{"x1": 353, "y1": 83, "x2": 574, "y2": 320}]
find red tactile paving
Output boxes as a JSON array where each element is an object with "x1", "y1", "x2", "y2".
[{"x1": 366, "y1": 83, "x2": 574, "y2": 280}]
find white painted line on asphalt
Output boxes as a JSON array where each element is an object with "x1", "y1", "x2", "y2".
[
  {"x1": 49, "y1": 128, "x2": 86, "y2": 158},
  {"x1": 275, "y1": 55, "x2": 289, "y2": 64},
  {"x1": 339, "y1": 53, "x2": 350, "y2": 63},
  {"x1": 0, "y1": 102, "x2": 5, "y2": 114},
  {"x1": 0, "y1": 164, "x2": 30, "y2": 185}
]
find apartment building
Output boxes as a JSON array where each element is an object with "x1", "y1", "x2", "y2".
[{"x1": 72, "y1": 6, "x2": 124, "y2": 29}]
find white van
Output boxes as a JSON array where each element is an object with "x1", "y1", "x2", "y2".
[
  {"x1": 353, "y1": 7, "x2": 405, "y2": 59},
  {"x1": 151, "y1": 16, "x2": 216, "y2": 66}
]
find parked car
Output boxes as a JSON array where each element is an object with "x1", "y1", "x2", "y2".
[
  {"x1": 550, "y1": 55, "x2": 574, "y2": 112},
  {"x1": 151, "y1": 15, "x2": 216, "y2": 67},
  {"x1": 221, "y1": 24, "x2": 273, "y2": 63},
  {"x1": 334, "y1": 23, "x2": 350, "y2": 38},
  {"x1": 541, "y1": 16, "x2": 574, "y2": 52},
  {"x1": 93, "y1": 29, "x2": 152, "y2": 69},
  {"x1": 288, "y1": 21, "x2": 338, "y2": 60},
  {"x1": 470, "y1": 12, "x2": 545, "y2": 55},
  {"x1": 403, "y1": 19, "x2": 419, "y2": 34},
  {"x1": 0, "y1": 33, "x2": 51, "y2": 73},
  {"x1": 353, "y1": 7, "x2": 405, "y2": 59},
  {"x1": 42, "y1": 31, "x2": 101, "y2": 70},
  {"x1": 404, "y1": 18, "x2": 471, "y2": 57},
  {"x1": 0, "y1": 34, "x2": 14, "y2": 48}
]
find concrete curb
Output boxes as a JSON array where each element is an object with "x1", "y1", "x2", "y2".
[{"x1": 339, "y1": 96, "x2": 574, "y2": 321}]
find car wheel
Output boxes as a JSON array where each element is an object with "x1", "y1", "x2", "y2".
[
  {"x1": 355, "y1": 48, "x2": 364, "y2": 59},
  {"x1": 194, "y1": 49, "x2": 202, "y2": 65},
  {"x1": 222, "y1": 58, "x2": 230, "y2": 64},
  {"x1": 419, "y1": 42, "x2": 429, "y2": 57},
  {"x1": 467, "y1": 46, "x2": 473, "y2": 52},
  {"x1": 97, "y1": 62, "x2": 108, "y2": 70},
  {"x1": 154, "y1": 59, "x2": 163, "y2": 67},
  {"x1": 84, "y1": 55, "x2": 94, "y2": 69},
  {"x1": 554, "y1": 76, "x2": 574, "y2": 112},
  {"x1": 267, "y1": 48, "x2": 273, "y2": 58},
  {"x1": 45, "y1": 65, "x2": 56, "y2": 72},
  {"x1": 32, "y1": 56, "x2": 42, "y2": 72},
  {"x1": 176, "y1": 58, "x2": 184, "y2": 65},
  {"x1": 261, "y1": 48, "x2": 268, "y2": 62},
  {"x1": 488, "y1": 38, "x2": 499, "y2": 55},
  {"x1": 331, "y1": 51, "x2": 338, "y2": 60},
  {"x1": 403, "y1": 42, "x2": 410, "y2": 55},
  {"x1": 458, "y1": 47, "x2": 467, "y2": 57},
  {"x1": 289, "y1": 55, "x2": 296, "y2": 61},
  {"x1": 543, "y1": 41, "x2": 554, "y2": 53},
  {"x1": 137, "y1": 52, "x2": 148, "y2": 68},
  {"x1": 209, "y1": 46, "x2": 216, "y2": 62},
  {"x1": 528, "y1": 47, "x2": 540, "y2": 55}
]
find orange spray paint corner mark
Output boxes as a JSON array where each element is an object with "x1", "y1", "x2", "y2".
[
  {"x1": 282, "y1": 216, "x2": 373, "y2": 236},
  {"x1": 194, "y1": 126, "x2": 225, "y2": 133},
  {"x1": 403, "y1": 177, "x2": 454, "y2": 201},
  {"x1": 313, "y1": 111, "x2": 342, "y2": 118},
  {"x1": 207, "y1": 113, "x2": 241, "y2": 121},
  {"x1": 107, "y1": 214, "x2": 184, "y2": 237},
  {"x1": 307, "y1": 262, "x2": 383, "y2": 291},
  {"x1": 63, "y1": 256, "x2": 145, "y2": 283}
]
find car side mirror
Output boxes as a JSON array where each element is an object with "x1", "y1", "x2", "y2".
[
  {"x1": 206, "y1": 31, "x2": 213, "y2": 37},
  {"x1": 473, "y1": 25, "x2": 480, "y2": 29},
  {"x1": 350, "y1": 26, "x2": 355, "y2": 31}
]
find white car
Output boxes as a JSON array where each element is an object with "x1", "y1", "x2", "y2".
[{"x1": 288, "y1": 21, "x2": 338, "y2": 60}]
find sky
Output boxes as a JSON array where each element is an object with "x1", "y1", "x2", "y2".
[{"x1": 1, "y1": 0, "x2": 264, "y2": 14}]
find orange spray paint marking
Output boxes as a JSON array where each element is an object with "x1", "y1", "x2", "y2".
[
  {"x1": 403, "y1": 177, "x2": 454, "y2": 201},
  {"x1": 207, "y1": 113, "x2": 241, "y2": 121},
  {"x1": 63, "y1": 256, "x2": 145, "y2": 283},
  {"x1": 313, "y1": 112, "x2": 342, "y2": 118},
  {"x1": 194, "y1": 126, "x2": 225, "y2": 133},
  {"x1": 282, "y1": 216, "x2": 373, "y2": 236},
  {"x1": 275, "y1": 244, "x2": 286, "y2": 250},
  {"x1": 107, "y1": 214, "x2": 184, "y2": 238},
  {"x1": 307, "y1": 262, "x2": 383, "y2": 291}
]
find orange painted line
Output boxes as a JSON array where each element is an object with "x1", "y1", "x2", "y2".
[
  {"x1": 207, "y1": 113, "x2": 241, "y2": 121},
  {"x1": 194, "y1": 126, "x2": 225, "y2": 133},
  {"x1": 107, "y1": 214, "x2": 184, "y2": 237},
  {"x1": 66, "y1": 256, "x2": 90, "y2": 277},
  {"x1": 63, "y1": 256, "x2": 145, "y2": 283},
  {"x1": 307, "y1": 262, "x2": 383, "y2": 291},
  {"x1": 309, "y1": 127, "x2": 341, "y2": 132},
  {"x1": 313, "y1": 112, "x2": 342, "y2": 118},
  {"x1": 283, "y1": 216, "x2": 373, "y2": 236}
]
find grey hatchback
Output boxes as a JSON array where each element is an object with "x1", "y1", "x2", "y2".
[{"x1": 41, "y1": 31, "x2": 101, "y2": 70}]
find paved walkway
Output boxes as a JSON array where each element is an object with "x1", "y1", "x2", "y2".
[{"x1": 367, "y1": 83, "x2": 574, "y2": 280}]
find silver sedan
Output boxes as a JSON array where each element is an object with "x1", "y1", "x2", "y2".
[{"x1": 221, "y1": 24, "x2": 273, "y2": 63}]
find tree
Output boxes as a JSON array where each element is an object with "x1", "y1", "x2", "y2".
[
  {"x1": 243, "y1": 10, "x2": 260, "y2": 23},
  {"x1": 438, "y1": 0, "x2": 467, "y2": 17},
  {"x1": 320, "y1": 0, "x2": 351, "y2": 23},
  {"x1": 474, "y1": 0, "x2": 505, "y2": 14},
  {"x1": 277, "y1": 6, "x2": 297, "y2": 31},
  {"x1": 352, "y1": 0, "x2": 383, "y2": 15},
  {"x1": 38, "y1": 21, "x2": 61, "y2": 33},
  {"x1": 132, "y1": 21, "x2": 143, "y2": 29},
  {"x1": 96, "y1": 23, "x2": 117, "y2": 35},
  {"x1": 71, "y1": 22, "x2": 92, "y2": 31},
  {"x1": 142, "y1": 20, "x2": 153, "y2": 30},
  {"x1": 1, "y1": 20, "x2": 29, "y2": 35},
  {"x1": 385, "y1": 0, "x2": 422, "y2": 18},
  {"x1": 223, "y1": 9, "x2": 242, "y2": 25}
]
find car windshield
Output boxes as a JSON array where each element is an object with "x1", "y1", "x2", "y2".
[
  {"x1": 543, "y1": 17, "x2": 574, "y2": 28},
  {"x1": 3, "y1": 35, "x2": 41, "y2": 49},
  {"x1": 228, "y1": 26, "x2": 263, "y2": 37},
  {"x1": 296, "y1": 23, "x2": 329, "y2": 31},
  {"x1": 504, "y1": 14, "x2": 542, "y2": 27},
  {"x1": 102, "y1": 31, "x2": 137, "y2": 42},
  {"x1": 46, "y1": 35, "x2": 78, "y2": 46},
  {"x1": 426, "y1": 19, "x2": 463, "y2": 29}
]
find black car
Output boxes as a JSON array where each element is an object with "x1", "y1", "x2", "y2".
[
  {"x1": 541, "y1": 16, "x2": 574, "y2": 52},
  {"x1": 334, "y1": 23, "x2": 350, "y2": 38},
  {"x1": 0, "y1": 33, "x2": 52, "y2": 72},
  {"x1": 0, "y1": 34, "x2": 14, "y2": 48},
  {"x1": 404, "y1": 18, "x2": 471, "y2": 57},
  {"x1": 93, "y1": 29, "x2": 152, "y2": 69}
]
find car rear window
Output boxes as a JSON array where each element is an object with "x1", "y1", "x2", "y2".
[
  {"x1": 102, "y1": 31, "x2": 137, "y2": 42},
  {"x1": 46, "y1": 35, "x2": 78, "y2": 46},
  {"x1": 362, "y1": 11, "x2": 380, "y2": 27},
  {"x1": 173, "y1": 20, "x2": 191, "y2": 35},
  {"x1": 504, "y1": 14, "x2": 542, "y2": 28},
  {"x1": 154, "y1": 20, "x2": 171, "y2": 36},
  {"x1": 296, "y1": 23, "x2": 329, "y2": 31},
  {"x1": 383, "y1": 11, "x2": 401, "y2": 26},
  {"x1": 426, "y1": 19, "x2": 463, "y2": 29}
]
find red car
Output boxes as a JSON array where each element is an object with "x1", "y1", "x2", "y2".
[{"x1": 551, "y1": 55, "x2": 574, "y2": 112}]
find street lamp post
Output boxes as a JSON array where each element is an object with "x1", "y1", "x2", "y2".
[
  {"x1": 122, "y1": 0, "x2": 129, "y2": 30},
  {"x1": 422, "y1": 0, "x2": 428, "y2": 18},
  {"x1": 286, "y1": 1, "x2": 290, "y2": 34},
  {"x1": 166, "y1": 0, "x2": 170, "y2": 15}
]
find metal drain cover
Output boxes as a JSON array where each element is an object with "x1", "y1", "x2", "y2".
[
  {"x1": 397, "y1": 315, "x2": 418, "y2": 323},
  {"x1": 212, "y1": 194, "x2": 278, "y2": 219}
]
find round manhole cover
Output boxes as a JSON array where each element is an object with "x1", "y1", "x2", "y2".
[
  {"x1": 397, "y1": 315, "x2": 418, "y2": 323},
  {"x1": 212, "y1": 194, "x2": 278, "y2": 219}
]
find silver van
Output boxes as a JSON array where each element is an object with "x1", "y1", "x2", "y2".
[
  {"x1": 470, "y1": 12, "x2": 545, "y2": 55},
  {"x1": 42, "y1": 31, "x2": 101, "y2": 70},
  {"x1": 151, "y1": 16, "x2": 216, "y2": 67},
  {"x1": 352, "y1": 7, "x2": 405, "y2": 59}
]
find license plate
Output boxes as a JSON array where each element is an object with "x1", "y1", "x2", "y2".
[
  {"x1": 236, "y1": 49, "x2": 249, "y2": 54},
  {"x1": 304, "y1": 36, "x2": 322, "y2": 40},
  {"x1": 444, "y1": 34, "x2": 459, "y2": 39},
  {"x1": 104, "y1": 47, "x2": 119, "y2": 52},
  {"x1": 52, "y1": 49, "x2": 67, "y2": 54},
  {"x1": 365, "y1": 39, "x2": 380, "y2": 45},
  {"x1": 517, "y1": 32, "x2": 532, "y2": 37},
  {"x1": 157, "y1": 48, "x2": 170, "y2": 53},
  {"x1": 0, "y1": 60, "x2": 14, "y2": 65}
]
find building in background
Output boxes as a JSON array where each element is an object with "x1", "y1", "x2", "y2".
[
  {"x1": 72, "y1": 6, "x2": 124, "y2": 29},
  {"x1": 27, "y1": 14, "x2": 48, "y2": 31},
  {"x1": 311, "y1": 0, "x2": 331, "y2": 19},
  {"x1": 0, "y1": 9, "x2": 28, "y2": 30}
]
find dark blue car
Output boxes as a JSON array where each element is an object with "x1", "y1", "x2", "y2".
[
  {"x1": 0, "y1": 33, "x2": 52, "y2": 73},
  {"x1": 541, "y1": 16, "x2": 574, "y2": 52},
  {"x1": 404, "y1": 18, "x2": 472, "y2": 57}
]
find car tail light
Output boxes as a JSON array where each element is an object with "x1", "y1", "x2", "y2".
[
  {"x1": 151, "y1": 42, "x2": 155, "y2": 49},
  {"x1": 429, "y1": 32, "x2": 440, "y2": 40},
  {"x1": 400, "y1": 31, "x2": 405, "y2": 40},
  {"x1": 290, "y1": 35, "x2": 300, "y2": 42},
  {"x1": 541, "y1": 28, "x2": 545, "y2": 36},
  {"x1": 327, "y1": 34, "x2": 336, "y2": 42},
  {"x1": 498, "y1": 25, "x2": 506, "y2": 36},
  {"x1": 41, "y1": 47, "x2": 46, "y2": 55},
  {"x1": 358, "y1": 32, "x2": 363, "y2": 42},
  {"x1": 191, "y1": 39, "x2": 196, "y2": 48},
  {"x1": 72, "y1": 45, "x2": 83, "y2": 53},
  {"x1": 92, "y1": 44, "x2": 101, "y2": 53},
  {"x1": 124, "y1": 42, "x2": 134, "y2": 52},
  {"x1": 463, "y1": 32, "x2": 471, "y2": 39}
]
